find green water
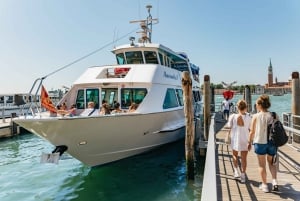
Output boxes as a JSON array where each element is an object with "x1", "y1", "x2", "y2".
[{"x1": 0, "y1": 136, "x2": 203, "y2": 201}]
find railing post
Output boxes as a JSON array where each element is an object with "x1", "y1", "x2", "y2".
[{"x1": 291, "y1": 72, "x2": 300, "y2": 143}]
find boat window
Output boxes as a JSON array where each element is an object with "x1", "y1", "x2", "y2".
[
  {"x1": 125, "y1": 51, "x2": 144, "y2": 64},
  {"x1": 191, "y1": 63, "x2": 200, "y2": 82},
  {"x1": 116, "y1": 53, "x2": 126, "y2": 65},
  {"x1": 144, "y1": 51, "x2": 158, "y2": 64},
  {"x1": 163, "y1": 88, "x2": 179, "y2": 109},
  {"x1": 6, "y1": 96, "x2": 13, "y2": 104},
  {"x1": 101, "y1": 88, "x2": 118, "y2": 107},
  {"x1": 193, "y1": 91, "x2": 202, "y2": 102},
  {"x1": 86, "y1": 89, "x2": 100, "y2": 108},
  {"x1": 176, "y1": 89, "x2": 184, "y2": 106},
  {"x1": 76, "y1": 90, "x2": 85, "y2": 109},
  {"x1": 120, "y1": 88, "x2": 147, "y2": 108},
  {"x1": 0, "y1": 96, "x2": 4, "y2": 104},
  {"x1": 159, "y1": 53, "x2": 163, "y2": 65},
  {"x1": 75, "y1": 89, "x2": 100, "y2": 109}
]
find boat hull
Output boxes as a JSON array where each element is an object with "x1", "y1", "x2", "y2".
[{"x1": 14, "y1": 110, "x2": 185, "y2": 167}]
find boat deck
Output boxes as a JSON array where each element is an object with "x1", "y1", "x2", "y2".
[{"x1": 215, "y1": 120, "x2": 300, "y2": 201}]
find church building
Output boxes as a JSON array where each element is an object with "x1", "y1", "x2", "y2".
[{"x1": 264, "y1": 59, "x2": 291, "y2": 94}]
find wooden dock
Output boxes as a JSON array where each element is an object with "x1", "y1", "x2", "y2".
[
  {"x1": 215, "y1": 114, "x2": 300, "y2": 201},
  {"x1": 0, "y1": 118, "x2": 20, "y2": 138}
]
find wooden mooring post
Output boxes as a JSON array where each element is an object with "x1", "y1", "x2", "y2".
[
  {"x1": 291, "y1": 71, "x2": 300, "y2": 143},
  {"x1": 181, "y1": 71, "x2": 195, "y2": 180},
  {"x1": 203, "y1": 75, "x2": 211, "y2": 141},
  {"x1": 243, "y1": 85, "x2": 252, "y2": 112}
]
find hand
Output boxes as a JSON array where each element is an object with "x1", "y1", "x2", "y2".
[{"x1": 248, "y1": 142, "x2": 252, "y2": 151}]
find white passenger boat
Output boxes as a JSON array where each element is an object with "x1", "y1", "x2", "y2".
[{"x1": 14, "y1": 6, "x2": 202, "y2": 167}]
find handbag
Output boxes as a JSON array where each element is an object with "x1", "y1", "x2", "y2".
[{"x1": 225, "y1": 129, "x2": 231, "y2": 145}]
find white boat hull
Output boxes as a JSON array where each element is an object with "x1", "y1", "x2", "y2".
[{"x1": 14, "y1": 110, "x2": 185, "y2": 166}]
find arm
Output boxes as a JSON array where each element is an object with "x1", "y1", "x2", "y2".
[{"x1": 248, "y1": 115, "x2": 256, "y2": 150}]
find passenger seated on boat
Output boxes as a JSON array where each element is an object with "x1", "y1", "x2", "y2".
[
  {"x1": 128, "y1": 102, "x2": 138, "y2": 113},
  {"x1": 57, "y1": 102, "x2": 70, "y2": 116},
  {"x1": 80, "y1": 101, "x2": 99, "y2": 117},
  {"x1": 99, "y1": 102, "x2": 111, "y2": 115},
  {"x1": 111, "y1": 102, "x2": 123, "y2": 114},
  {"x1": 67, "y1": 104, "x2": 77, "y2": 116}
]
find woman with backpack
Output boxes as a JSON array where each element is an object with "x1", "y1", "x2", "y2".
[{"x1": 248, "y1": 94, "x2": 278, "y2": 193}]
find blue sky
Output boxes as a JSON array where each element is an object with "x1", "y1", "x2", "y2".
[{"x1": 1, "y1": 0, "x2": 299, "y2": 94}]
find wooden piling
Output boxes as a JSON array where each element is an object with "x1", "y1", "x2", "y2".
[
  {"x1": 181, "y1": 71, "x2": 195, "y2": 180},
  {"x1": 203, "y1": 75, "x2": 211, "y2": 141},
  {"x1": 291, "y1": 71, "x2": 300, "y2": 143},
  {"x1": 210, "y1": 86, "x2": 215, "y2": 112},
  {"x1": 244, "y1": 85, "x2": 252, "y2": 112}
]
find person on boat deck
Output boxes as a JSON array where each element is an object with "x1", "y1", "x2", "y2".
[
  {"x1": 57, "y1": 102, "x2": 72, "y2": 116},
  {"x1": 61, "y1": 102, "x2": 67, "y2": 110},
  {"x1": 68, "y1": 104, "x2": 77, "y2": 116},
  {"x1": 99, "y1": 102, "x2": 111, "y2": 115},
  {"x1": 128, "y1": 102, "x2": 138, "y2": 113},
  {"x1": 222, "y1": 98, "x2": 231, "y2": 120},
  {"x1": 248, "y1": 94, "x2": 278, "y2": 193},
  {"x1": 111, "y1": 102, "x2": 123, "y2": 114},
  {"x1": 80, "y1": 101, "x2": 99, "y2": 116},
  {"x1": 226, "y1": 99, "x2": 252, "y2": 184}
]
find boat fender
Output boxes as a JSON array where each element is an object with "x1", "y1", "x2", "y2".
[{"x1": 52, "y1": 145, "x2": 68, "y2": 156}]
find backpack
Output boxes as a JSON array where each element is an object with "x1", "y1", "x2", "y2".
[{"x1": 267, "y1": 112, "x2": 289, "y2": 147}]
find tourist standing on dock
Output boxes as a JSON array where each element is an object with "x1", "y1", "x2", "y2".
[
  {"x1": 248, "y1": 94, "x2": 278, "y2": 193},
  {"x1": 227, "y1": 99, "x2": 252, "y2": 183},
  {"x1": 222, "y1": 98, "x2": 231, "y2": 120}
]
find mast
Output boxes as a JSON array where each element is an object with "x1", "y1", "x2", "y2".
[{"x1": 130, "y1": 5, "x2": 158, "y2": 43}]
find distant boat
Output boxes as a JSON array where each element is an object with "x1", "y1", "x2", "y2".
[
  {"x1": 272, "y1": 90, "x2": 284, "y2": 96},
  {"x1": 0, "y1": 94, "x2": 40, "y2": 118},
  {"x1": 14, "y1": 5, "x2": 203, "y2": 167}
]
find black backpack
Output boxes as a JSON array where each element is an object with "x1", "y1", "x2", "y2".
[{"x1": 268, "y1": 112, "x2": 289, "y2": 147}]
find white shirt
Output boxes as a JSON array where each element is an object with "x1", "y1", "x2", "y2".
[
  {"x1": 253, "y1": 112, "x2": 273, "y2": 144},
  {"x1": 222, "y1": 99, "x2": 231, "y2": 110},
  {"x1": 80, "y1": 108, "x2": 99, "y2": 117}
]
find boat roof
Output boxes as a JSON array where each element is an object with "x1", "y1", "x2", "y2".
[{"x1": 112, "y1": 42, "x2": 189, "y2": 63}]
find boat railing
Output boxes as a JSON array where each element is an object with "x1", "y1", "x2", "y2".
[
  {"x1": 21, "y1": 78, "x2": 44, "y2": 118},
  {"x1": 282, "y1": 113, "x2": 300, "y2": 149}
]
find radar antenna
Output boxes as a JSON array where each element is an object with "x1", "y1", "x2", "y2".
[{"x1": 130, "y1": 5, "x2": 158, "y2": 43}]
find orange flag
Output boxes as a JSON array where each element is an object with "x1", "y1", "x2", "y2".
[{"x1": 41, "y1": 85, "x2": 57, "y2": 113}]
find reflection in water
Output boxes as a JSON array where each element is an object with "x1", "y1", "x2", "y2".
[{"x1": 70, "y1": 139, "x2": 204, "y2": 201}]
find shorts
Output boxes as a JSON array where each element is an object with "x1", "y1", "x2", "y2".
[{"x1": 254, "y1": 141, "x2": 277, "y2": 156}]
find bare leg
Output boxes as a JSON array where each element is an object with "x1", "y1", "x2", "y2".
[
  {"x1": 240, "y1": 151, "x2": 248, "y2": 173},
  {"x1": 267, "y1": 154, "x2": 277, "y2": 180},
  {"x1": 232, "y1": 150, "x2": 239, "y2": 169},
  {"x1": 257, "y1": 154, "x2": 267, "y2": 184}
]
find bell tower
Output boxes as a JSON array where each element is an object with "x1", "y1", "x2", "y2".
[{"x1": 268, "y1": 58, "x2": 273, "y2": 87}]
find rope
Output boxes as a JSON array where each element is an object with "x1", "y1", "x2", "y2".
[{"x1": 42, "y1": 27, "x2": 139, "y2": 79}]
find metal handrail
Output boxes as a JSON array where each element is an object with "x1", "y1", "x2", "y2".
[
  {"x1": 282, "y1": 113, "x2": 300, "y2": 148},
  {"x1": 22, "y1": 77, "x2": 45, "y2": 117}
]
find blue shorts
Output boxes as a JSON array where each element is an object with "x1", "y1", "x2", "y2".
[{"x1": 254, "y1": 141, "x2": 277, "y2": 156}]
